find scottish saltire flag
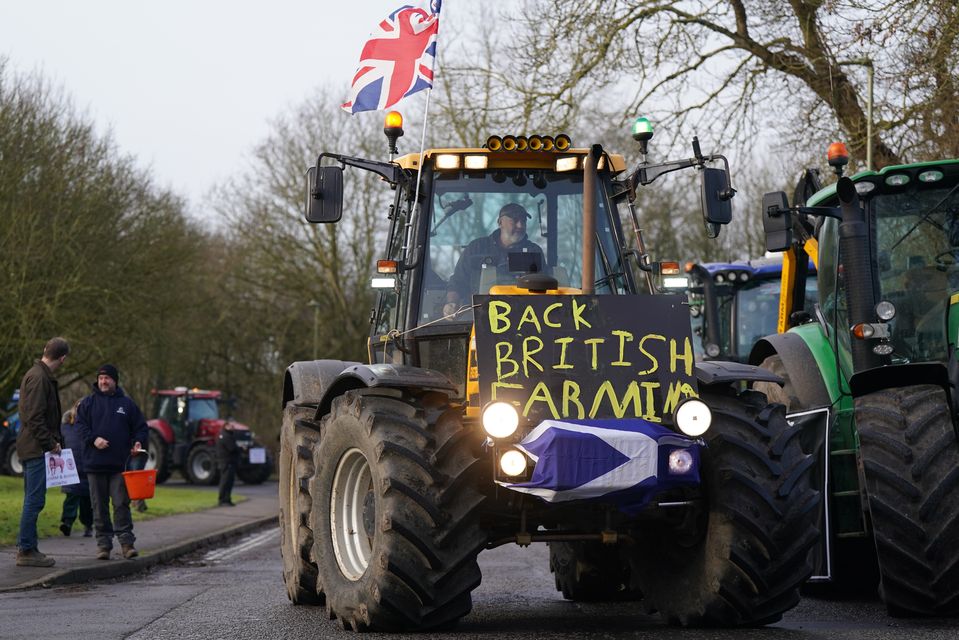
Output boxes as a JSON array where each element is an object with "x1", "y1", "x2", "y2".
[
  {"x1": 342, "y1": 1, "x2": 442, "y2": 114},
  {"x1": 499, "y1": 418, "x2": 702, "y2": 514}
]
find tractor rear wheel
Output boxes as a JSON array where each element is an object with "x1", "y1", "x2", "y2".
[
  {"x1": 549, "y1": 540, "x2": 637, "y2": 601},
  {"x1": 279, "y1": 404, "x2": 323, "y2": 605},
  {"x1": 185, "y1": 445, "x2": 219, "y2": 485},
  {"x1": 855, "y1": 384, "x2": 959, "y2": 616},
  {"x1": 146, "y1": 431, "x2": 171, "y2": 484},
  {"x1": 311, "y1": 388, "x2": 486, "y2": 631},
  {"x1": 629, "y1": 390, "x2": 820, "y2": 626}
]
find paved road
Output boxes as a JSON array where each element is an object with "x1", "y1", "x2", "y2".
[{"x1": 1, "y1": 527, "x2": 956, "y2": 640}]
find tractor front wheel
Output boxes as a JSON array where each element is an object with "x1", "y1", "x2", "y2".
[
  {"x1": 311, "y1": 388, "x2": 486, "y2": 632},
  {"x1": 279, "y1": 404, "x2": 323, "y2": 605},
  {"x1": 628, "y1": 390, "x2": 820, "y2": 626},
  {"x1": 3, "y1": 445, "x2": 22, "y2": 476},
  {"x1": 185, "y1": 445, "x2": 219, "y2": 485},
  {"x1": 856, "y1": 384, "x2": 959, "y2": 616}
]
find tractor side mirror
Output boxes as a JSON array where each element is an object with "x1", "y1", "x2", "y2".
[
  {"x1": 762, "y1": 191, "x2": 792, "y2": 252},
  {"x1": 700, "y1": 167, "x2": 733, "y2": 238},
  {"x1": 305, "y1": 165, "x2": 344, "y2": 223}
]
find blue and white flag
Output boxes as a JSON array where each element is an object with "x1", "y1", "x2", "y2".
[{"x1": 499, "y1": 418, "x2": 701, "y2": 513}]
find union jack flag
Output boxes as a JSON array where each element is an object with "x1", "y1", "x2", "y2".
[{"x1": 342, "y1": 1, "x2": 442, "y2": 114}]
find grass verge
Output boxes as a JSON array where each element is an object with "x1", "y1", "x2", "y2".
[{"x1": 0, "y1": 475, "x2": 245, "y2": 546}]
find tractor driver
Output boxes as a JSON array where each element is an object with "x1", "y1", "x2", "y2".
[{"x1": 443, "y1": 203, "x2": 546, "y2": 316}]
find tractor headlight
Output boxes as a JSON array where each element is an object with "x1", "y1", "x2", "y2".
[
  {"x1": 674, "y1": 398, "x2": 711, "y2": 437},
  {"x1": 668, "y1": 449, "x2": 694, "y2": 474},
  {"x1": 499, "y1": 449, "x2": 528, "y2": 476},
  {"x1": 875, "y1": 300, "x2": 896, "y2": 321},
  {"x1": 482, "y1": 402, "x2": 519, "y2": 439}
]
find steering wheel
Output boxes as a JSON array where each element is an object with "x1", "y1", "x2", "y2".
[{"x1": 934, "y1": 249, "x2": 957, "y2": 270}]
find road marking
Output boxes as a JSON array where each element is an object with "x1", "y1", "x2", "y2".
[{"x1": 203, "y1": 527, "x2": 279, "y2": 562}]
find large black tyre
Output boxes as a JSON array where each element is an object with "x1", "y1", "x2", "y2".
[
  {"x1": 185, "y1": 445, "x2": 219, "y2": 485},
  {"x1": 549, "y1": 540, "x2": 638, "y2": 601},
  {"x1": 146, "y1": 430, "x2": 171, "y2": 484},
  {"x1": 855, "y1": 384, "x2": 959, "y2": 616},
  {"x1": 628, "y1": 390, "x2": 820, "y2": 626},
  {"x1": 279, "y1": 404, "x2": 324, "y2": 605},
  {"x1": 311, "y1": 388, "x2": 486, "y2": 631}
]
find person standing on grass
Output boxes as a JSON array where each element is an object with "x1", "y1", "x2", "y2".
[
  {"x1": 75, "y1": 364, "x2": 148, "y2": 561},
  {"x1": 15, "y1": 337, "x2": 69, "y2": 568},
  {"x1": 59, "y1": 400, "x2": 93, "y2": 537}
]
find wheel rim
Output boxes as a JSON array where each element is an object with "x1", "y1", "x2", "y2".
[
  {"x1": 330, "y1": 448, "x2": 373, "y2": 581},
  {"x1": 287, "y1": 450, "x2": 298, "y2": 549},
  {"x1": 192, "y1": 451, "x2": 212, "y2": 481},
  {"x1": 146, "y1": 445, "x2": 158, "y2": 470},
  {"x1": 9, "y1": 450, "x2": 22, "y2": 475}
]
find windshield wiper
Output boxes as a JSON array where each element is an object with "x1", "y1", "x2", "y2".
[
  {"x1": 890, "y1": 182, "x2": 959, "y2": 251},
  {"x1": 431, "y1": 196, "x2": 473, "y2": 236}
]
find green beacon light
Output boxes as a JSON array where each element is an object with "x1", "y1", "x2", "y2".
[{"x1": 631, "y1": 116, "x2": 654, "y2": 156}]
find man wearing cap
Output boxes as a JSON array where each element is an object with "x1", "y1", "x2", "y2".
[
  {"x1": 15, "y1": 337, "x2": 69, "y2": 568},
  {"x1": 444, "y1": 203, "x2": 546, "y2": 315},
  {"x1": 75, "y1": 364, "x2": 149, "y2": 560}
]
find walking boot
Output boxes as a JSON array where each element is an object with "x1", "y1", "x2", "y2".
[
  {"x1": 16, "y1": 549, "x2": 56, "y2": 567},
  {"x1": 96, "y1": 548, "x2": 111, "y2": 560},
  {"x1": 121, "y1": 545, "x2": 139, "y2": 559},
  {"x1": 59, "y1": 523, "x2": 72, "y2": 536}
]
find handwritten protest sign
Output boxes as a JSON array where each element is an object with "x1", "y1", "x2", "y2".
[{"x1": 473, "y1": 294, "x2": 698, "y2": 424}]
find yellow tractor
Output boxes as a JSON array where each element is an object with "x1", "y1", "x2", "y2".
[{"x1": 279, "y1": 117, "x2": 820, "y2": 630}]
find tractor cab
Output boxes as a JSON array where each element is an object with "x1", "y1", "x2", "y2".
[
  {"x1": 684, "y1": 257, "x2": 817, "y2": 362},
  {"x1": 368, "y1": 138, "x2": 636, "y2": 401},
  {"x1": 814, "y1": 163, "x2": 959, "y2": 369},
  {"x1": 152, "y1": 387, "x2": 223, "y2": 444}
]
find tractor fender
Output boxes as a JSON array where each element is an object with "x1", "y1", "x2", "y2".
[
  {"x1": 849, "y1": 362, "x2": 950, "y2": 399},
  {"x1": 316, "y1": 363, "x2": 457, "y2": 417},
  {"x1": 148, "y1": 419, "x2": 174, "y2": 445},
  {"x1": 283, "y1": 360, "x2": 361, "y2": 409},
  {"x1": 749, "y1": 332, "x2": 831, "y2": 408},
  {"x1": 694, "y1": 360, "x2": 783, "y2": 387}
]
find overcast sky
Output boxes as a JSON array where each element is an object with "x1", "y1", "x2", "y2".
[{"x1": 0, "y1": 1, "x2": 417, "y2": 217}]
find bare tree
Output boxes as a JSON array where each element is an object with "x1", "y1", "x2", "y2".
[
  {"x1": 0, "y1": 61, "x2": 200, "y2": 401},
  {"x1": 488, "y1": 1, "x2": 958, "y2": 169}
]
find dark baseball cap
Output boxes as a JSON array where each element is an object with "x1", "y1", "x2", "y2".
[{"x1": 498, "y1": 203, "x2": 531, "y2": 220}]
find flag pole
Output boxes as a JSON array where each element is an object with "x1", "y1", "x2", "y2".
[{"x1": 404, "y1": 5, "x2": 441, "y2": 260}]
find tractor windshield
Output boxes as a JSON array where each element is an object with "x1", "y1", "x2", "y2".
[
  {"x1": 188, "y1": 398, "x2": 219, "y2": 421},
  {"x1": 421, "y1": 169, "x2": 626, "y2": 323},
  {"x1": 733, "y1": 277, "x2": 817, "y2": 358},
  {"x1": 874, "y1": 185, "x2": 959, "y2": 362}
]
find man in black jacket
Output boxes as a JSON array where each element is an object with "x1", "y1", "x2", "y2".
[
  {"x1": 15, "y1": 337, "x2": 69, "y2": 567},
  {"x1": 216, "y1": 424, "x2": 240, "y2": 506},
  {"x1": 443, "y1": 203, "x2": 546, "y2": 315},
  {"x1": 75, "y1": 364, "x2": 148, "y2": 560}
]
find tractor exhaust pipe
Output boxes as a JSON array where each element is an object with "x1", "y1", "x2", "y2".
[
  {"x1": 837, "y1": 177, "x2": 882, "y2": 371},
  {"x1": 581, "y1": 145, "x2": 602, "y2": 294}
]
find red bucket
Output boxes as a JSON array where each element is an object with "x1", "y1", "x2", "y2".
[{"x1": 122, "y1": 469, "x2": 157, "y2": 500}]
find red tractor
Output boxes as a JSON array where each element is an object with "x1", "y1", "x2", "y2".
[{"x1": 146, "y1": 387, "x2": 272, "y2": 485}]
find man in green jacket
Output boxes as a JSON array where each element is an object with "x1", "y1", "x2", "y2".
[{"x1": 15, "y1": 337, "x2": 69, "y2": 567}]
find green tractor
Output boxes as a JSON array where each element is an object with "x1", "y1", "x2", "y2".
[
  {"x1": 752, "y1": 145, "x2": 959, "y2": 615},
  {"x1": 278, "y1": 116, "x2": 821, "y2": 631}
]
